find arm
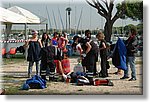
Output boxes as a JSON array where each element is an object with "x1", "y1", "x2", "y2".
[
  {"x1": 76, "y1": 44, "x2": 83, "y2": 55},
  {"x1": 38, "y1": 39, "x2": 43, "y2": 48},
  {"x1": 61, "y1": 40, "x2": 66, "y2": 49},
  {"x1": 64, "y1": 35, "x2": 69, "y2": 45},
  {"x1": 85, "y1": 42, "x2": 92, "y2": 54},
  {"x1": 24, "y1": 39, "x2": 30, "y2": 48},
  {"x1": 99, "y1": 42, "x2": 106, "y2": 50}
]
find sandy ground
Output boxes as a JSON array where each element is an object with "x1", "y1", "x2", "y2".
[{"x1": 0, "y1": 57, "x2": 143, "y2": 95}]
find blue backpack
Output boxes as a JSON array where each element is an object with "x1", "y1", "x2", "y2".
[{"x1": 25, "y1": 75, "x2": 46, "y2": 89}]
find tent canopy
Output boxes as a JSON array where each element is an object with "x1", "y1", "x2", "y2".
[
  {"x1": 8, "y1": 6, "x2": 40, "y2": 23},
  {"x1": 0, "y1": 7, "x2": 27, "y2": 23}
]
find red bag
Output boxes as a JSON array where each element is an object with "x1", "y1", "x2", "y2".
[{"x1": 94, "y1": 79, "x2": 114, "y2": 86}]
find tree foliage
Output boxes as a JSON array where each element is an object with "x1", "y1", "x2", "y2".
[{"x1": 118, "y1": 0, "x2": 143, "y2": 21}]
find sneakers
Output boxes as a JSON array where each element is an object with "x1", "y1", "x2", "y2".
[
  {"x1": 120, "y1": 76, "x2": 129, "y2": 79},
  {"x1": 128, "y1": 78, "x2": 136, "y2": 81},
  {"x1": 120, "y1": 77, "x2": 136, "y2": 81}
]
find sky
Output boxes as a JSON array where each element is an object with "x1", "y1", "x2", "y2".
[{"x1": 0, "y1": 0, "x2": 140, "y2": 30}]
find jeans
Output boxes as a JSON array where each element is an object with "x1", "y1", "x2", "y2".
[
  {"x1": 28, "y1": 61, "x2": 40, "y2": 77},
  {"x1": 124, "y1": 56, "x2": 136, "y2": 79}
]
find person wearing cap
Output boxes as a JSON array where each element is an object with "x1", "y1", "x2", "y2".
[{"x1": 25, "y1": 30, "x2": 43, "y2": 78}]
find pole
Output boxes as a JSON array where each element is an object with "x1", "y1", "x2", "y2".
[
  {"x1": 5, "y1": 23, "x2": 12, "y2": 58},
  {"x1": 24, "y1": 23, "x2": 28, "y2": 60},
  {"x1": 58, "y1": 7, "x2": 64, "y2": 30},
  {"x1": 75, "y1": 6, "x2": 76, "y2": 34},
  {"x1": 46, "y1": 23, "x2": 48, "y2": 34},
  {"x1": 66, "y1": 10, "x2": 68, "y2": 33},
  {"x1": 52, "y1": 10, "x2": 57, "y2": 30},
  {"x1": 46, "y1": 6, "x2": 52, "y2": 31},
  {"x1": 68, "y1": 11, "x2": 71, "y2": 34}
]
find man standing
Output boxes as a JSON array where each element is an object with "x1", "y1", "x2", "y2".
[
  {"x1": 80, "y1": 30, "x2": 99, "y2": 76},
  {"x1": 84, "y1": 30, "x2": 98, "y2": 76},
  {"x1": 120, "y1": 28, "x2": 138, "y2": 81}
]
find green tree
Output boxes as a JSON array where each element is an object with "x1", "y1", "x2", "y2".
[
  {"x1": 86, "y1": 0, "x2": 126, "y2": 41},
  {"x1": 124, "y1": 0, "x2": 143, "y2": 21}
]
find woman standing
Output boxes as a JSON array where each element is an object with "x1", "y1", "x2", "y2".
[
  {"x1": 96, "y1": 32, "x2": 108, "y2": 78},
  {"x1": 25, "y1": 30, "x2": 43, "y2": 78}
]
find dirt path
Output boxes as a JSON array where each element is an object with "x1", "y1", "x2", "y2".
[{"x1": 0, "y1": 57, "x2": 143, "y2": 95}]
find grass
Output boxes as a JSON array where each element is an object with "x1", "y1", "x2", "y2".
[{"x1": 2, "y1": 54, "x2": 26, "y2": 64}]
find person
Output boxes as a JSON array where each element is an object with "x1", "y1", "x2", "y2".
[
  {"x1": 96, "y1": 32, "x2": 108, "y2": 78},
  {"x1": 70, "y1": 58, "x2": 89, "y2": 84},
  {"x1": 85, "y1": 30, "x2": 98, "y2": 76},
  {"x1": 120, "y1": 28, "x2": 138, "y2": 81},
  {"x1": 57, "y1": 33, "x2": 68, "y2": 51},
  {"x1": 85, "y1": 30, "x2": 92, "y2": 40},
  {"x1": 72, "y1": 36, "x2": 82, "y2": 55},
  {"x1": 107, "y1": 43, "x2": 122, "y2": 75},
  {"x1": 41, "y1": 32, "x2": 51, "y2": 47},
  {"x1": 25, "y1": 30, "x2": 43, "y2": 78},
  {"x1": 51, "y1": 32, "x2": 58, "y2": 46},
  {"x1": 79, "y1": 34, "x2": 99, "y2": 76},
  {"x1": 56, "y1": 52, "x2": 71, "y2": 76},
  {"x1": 62, "y1": 32, "x2": 69, "y2": 46},
  {"x1": 40, "y1": 32, "x2": 52, "y2": 80},
  {"x1": 73, "y1": 58, "x2": 84, "y2": 75}
]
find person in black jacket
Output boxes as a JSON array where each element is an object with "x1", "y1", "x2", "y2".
[
  {"x1": 96, "y1": 32, "x2": 108, "y2": 78},
  {"x1": 84, "y1": 30, "x2": 98, "y2": 76},
  {"x1": 120, "y1": 28, "x2": 138, "y2": 81}
]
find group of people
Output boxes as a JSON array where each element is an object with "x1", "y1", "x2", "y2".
[
  {"x1": 24, "y1": 27, "x2": 138, "y2": 82},
  {"x1": 72, "y1": 30, "x2": 109, "y2": 78},
  {"x1": 24, "y1": 30, "x2": 69, "y2": 80},
  {"x1": 72, "y1": 28, "x2": 138, "y2": 81}
]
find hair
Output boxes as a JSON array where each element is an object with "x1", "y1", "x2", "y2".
[
  {"x1": 85, "y1": 30, "x2": 91, "y2": 36},
  {"x1": 96, "y1": 32, "x2": 105, "y2": 39},
  {"x1": 41, "y1": 32, "x2": 50, "y2": 41},
  {"x1": 53, "y1": 32, "x2": 58, "y2": 37},
  {"x1": 73, "y1": 36, "x2": 79, "y2": 41},
  {"x1": 130, "y1": 28, "x2": 137, "y2": 35}
]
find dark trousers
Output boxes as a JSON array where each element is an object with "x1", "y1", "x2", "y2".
[
  {"x1": 100, "y1": 55, "x2": 108, "y2": 77},
  {"x1": 82, "y1": 52, "x2": 96, "y2": 74},
  {"x1": 93, "y1": 53, "x2": 98, "y2": 75},
  {"x1": 40, "y1": 61, "x2": 56, "y2": 79}
]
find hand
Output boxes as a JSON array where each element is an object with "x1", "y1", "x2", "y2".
[{"x1": 81, "y1": 53, "x2": 86, "y2": 58}]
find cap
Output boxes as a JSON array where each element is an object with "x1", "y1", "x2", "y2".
[{"x1": 31, "y1": 30, "x2": 38, "y2": 35}]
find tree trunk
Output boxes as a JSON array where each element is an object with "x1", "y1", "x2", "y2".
[{"x1": 104, "y1": 21, "x2": 113, "y2": 42}]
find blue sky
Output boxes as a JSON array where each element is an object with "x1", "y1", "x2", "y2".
[{"x1": 0, "y1": 0, "x2": 140, "y2": 30}]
